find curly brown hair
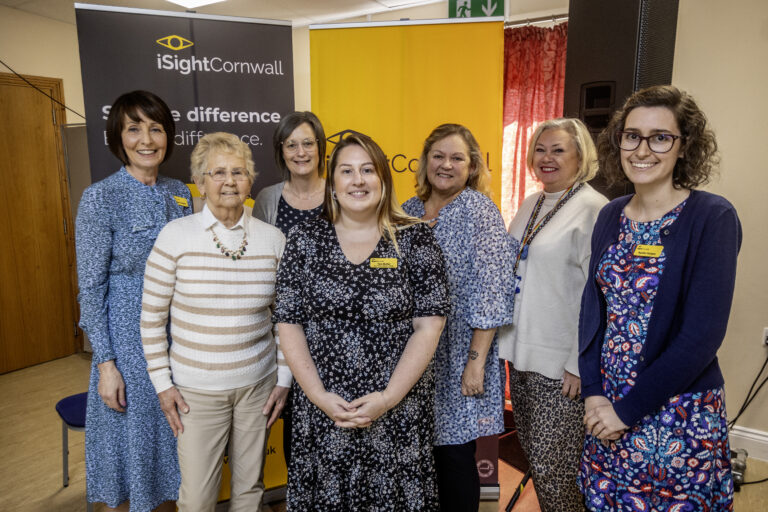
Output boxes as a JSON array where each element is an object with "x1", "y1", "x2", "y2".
[{"x1": 597, "y1": 85, "x2": 719, "y2": 189}]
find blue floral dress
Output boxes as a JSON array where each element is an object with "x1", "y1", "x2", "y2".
[
  {"x1": 76, "y1": 168, "x2": 191, "y2": 510},
  {"x1": 403, "y1": 188, "x2": 517, "y2": 446},
  {"x1": 580, "y1": 201, "x2": 733, "y2": 511}
]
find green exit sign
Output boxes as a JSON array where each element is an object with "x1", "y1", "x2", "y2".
[{"x1": 449, "y1": 0, "x2": 504, "y2": 18}]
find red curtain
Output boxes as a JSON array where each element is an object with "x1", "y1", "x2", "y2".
[{"x1": 501, "y1": 23, "x2": 568, "y2": 225}]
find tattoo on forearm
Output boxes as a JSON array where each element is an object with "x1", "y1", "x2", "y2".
[{"x1": 468, "y1": 350, "x2": 479, "y2": 360}]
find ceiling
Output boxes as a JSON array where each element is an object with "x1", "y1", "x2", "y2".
[{"x1": 0, "y1": 0, "x2": 568, "y2": 27}]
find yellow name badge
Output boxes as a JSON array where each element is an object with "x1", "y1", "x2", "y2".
[
  {"x1": 634, "y1": 244, "x2": 663, "y2": 258},
  {"x1": 173, "y1": 195, "x2": 189, "y2": 208},
  {"x1": 370, "y1": 258, "x2": 398, "y2": 269}
]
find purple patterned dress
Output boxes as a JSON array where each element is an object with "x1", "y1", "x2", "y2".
[{"x1": 580, "y1": 201, "x2": 733, "y2": 511}]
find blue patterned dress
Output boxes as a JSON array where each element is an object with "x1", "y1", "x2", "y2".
[
  {"x1": 403, "y1": 188, "x2": 518, "y2": 445},
  {"x1": 580, "y1": 201, "x2": 733, "y2": 511},
  {"x1": 76, "y1": 168, "x2": 191, "y2": 510}
]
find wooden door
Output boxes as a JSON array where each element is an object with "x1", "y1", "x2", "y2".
[{"x1": 0, "y1": 73, "x2": 81, "y2": 373}]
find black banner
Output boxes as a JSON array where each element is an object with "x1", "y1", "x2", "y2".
[{"x1": 75, "y1": 5, "x2": 294, "y2": 194}]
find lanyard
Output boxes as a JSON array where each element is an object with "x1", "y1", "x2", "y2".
[{"x1": 513, "y1": 182, "x2": 584, "y2": 276}]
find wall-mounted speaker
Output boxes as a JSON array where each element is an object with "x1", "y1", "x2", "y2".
[{"x1": 563, "y1": 0, "x2": 680, "y2": 198}]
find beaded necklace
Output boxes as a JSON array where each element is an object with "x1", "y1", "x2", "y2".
[
  {"x1": 513, "y1": 182, "x2": 584, "y2": 275},
  {"x1": 211, "y1": 226, "x2": 248, "y2": 260}
]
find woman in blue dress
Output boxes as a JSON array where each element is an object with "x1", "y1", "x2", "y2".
[
  {"x1": 579, "y1": 85, "x2": 739, "y2": 511},
  {"x1": 403, "y1": 124, "x2": 517, "y2": 511},
  {"x1": 76, "y1": 90, "x2": 191, "y2": 511}
]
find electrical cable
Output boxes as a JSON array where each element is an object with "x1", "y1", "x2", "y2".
[
  {"x1": 738, "y1": 375, "x2": 768, "y2": 414},
  {"x1": 728, "y1": 351, "x2": 768, "y2": 429},
  {"x1": 741, "y1": 476, "x2": 768, "y2": 486},
  {"x1": 0, "y1": 57, "x2": 86, "y2": 120}
]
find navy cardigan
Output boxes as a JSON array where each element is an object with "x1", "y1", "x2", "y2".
[{"x1": 578, "y1": 190, "x2": 742, "y2": 426}]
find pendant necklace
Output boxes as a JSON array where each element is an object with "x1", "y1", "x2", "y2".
[
  {"x1": 211, "y1": 226, "x2": 248, "y2": 260},
  {"x1": 513, "y1": 182, "x2": 584, "y2": 275}
]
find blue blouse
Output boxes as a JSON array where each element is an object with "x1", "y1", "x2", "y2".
[{"x1": 403, "y1": 188, "x2": 518, "y2": 445}]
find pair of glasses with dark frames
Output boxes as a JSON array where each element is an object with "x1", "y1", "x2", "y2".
[{"x1": 617, "y1": 131, "x2": 683, "y2": 153}]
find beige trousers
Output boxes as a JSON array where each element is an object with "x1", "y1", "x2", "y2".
[{"x1": 176, "y1": 372, "x2": 276, "y2": 512}]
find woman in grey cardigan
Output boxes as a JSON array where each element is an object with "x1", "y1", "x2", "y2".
[{"x1": 253, "y1": 111, "x2": 326, "y2": 227}]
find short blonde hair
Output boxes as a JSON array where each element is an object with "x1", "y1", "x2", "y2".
[
  {"x1": 526, "y1": 118, "x2": 598, "y2": 183},
  {"x1": 190, "y1": 132, "x2": 256, "y2": 184},
  {"x1": 415, "y1": 124, "x2": 491, "y2": 201}
]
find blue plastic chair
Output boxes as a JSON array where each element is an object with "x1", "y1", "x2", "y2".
[{"x1": 55, "y1": 392, "x2": 93, "y2": 512}]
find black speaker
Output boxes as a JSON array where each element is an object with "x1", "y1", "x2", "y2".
[{"x1": 563, "y1": 0, "x2": 679, "y2": 198}]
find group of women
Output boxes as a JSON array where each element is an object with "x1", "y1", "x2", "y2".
[{"x1": 75, "y1": 84, "x2": 740, "y2": 512}]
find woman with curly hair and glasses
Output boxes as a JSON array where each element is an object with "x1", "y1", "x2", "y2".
[{"x1": 579, "y1": 85, "x2": 740, "y2": 511}]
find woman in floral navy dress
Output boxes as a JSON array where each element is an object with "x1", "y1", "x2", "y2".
[
  {"x1": 274, "y1": 133, "x2": 449, "y2": 511},
  {"x1": 579, "y1": 85, "x2": 740, "y2": 511}
]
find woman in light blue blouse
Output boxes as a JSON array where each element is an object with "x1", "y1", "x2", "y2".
[
  {"x1": 76, "y1": 91, "x2": 191, "y2": 511},
  {"x1": 403, "y1": 123, "x2": 517, "y2": 511}
]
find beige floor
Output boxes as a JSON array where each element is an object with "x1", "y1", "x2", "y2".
[{"x1": 1, "y1": 353, "x2": 766, "y2": 511}]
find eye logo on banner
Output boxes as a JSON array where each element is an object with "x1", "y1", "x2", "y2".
[
  {"x1": 327, "y1": 129, "x2": 367, "y2": 146},
  {"x1": 156, "y1": 35, "x2": 194, "y2": 50}
]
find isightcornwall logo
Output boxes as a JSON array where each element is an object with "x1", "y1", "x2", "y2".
[{"x1": 156, "y1": 35, "x2": 194, "y2": 51}]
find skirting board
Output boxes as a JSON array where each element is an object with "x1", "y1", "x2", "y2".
[{"x1": 730, "y1": 425, "x2": 768, "y2": 462}]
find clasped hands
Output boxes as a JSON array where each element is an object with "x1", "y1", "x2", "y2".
[
  {"x1": 584, "y1": 395, "x2": 628, "y2": 442},
  {"x1": 313, "y1": 390, "x2": 392, "y2": 429}
]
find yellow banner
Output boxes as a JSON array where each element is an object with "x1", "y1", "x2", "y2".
[
  {"x1": 217, "y1": 418, "x2": 287, "y2": 501},
  {"x1": 310, "y1": 20, "x2": 504, "y2": 207}
]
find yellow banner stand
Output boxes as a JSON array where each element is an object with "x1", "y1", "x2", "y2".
[
  {"x1": 310, "y1": 18, "x2": 504, "y2": 206},
  {"x1": 217, "y1": 418, "x2": 288, "y2": 502}
]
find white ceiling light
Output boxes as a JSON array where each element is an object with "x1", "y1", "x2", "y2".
[{"x1": 165, "y1": 0, "x2": 226, "y2": 9}]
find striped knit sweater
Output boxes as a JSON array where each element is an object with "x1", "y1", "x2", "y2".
[{"x1": 141, "y1": 206, "x2": 291, "y2": 393}]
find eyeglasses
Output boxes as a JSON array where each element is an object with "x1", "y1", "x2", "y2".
[
  {"x1": 618, "y1": 131, "x2": 683, "y2": 153},
  {"x1": 202, "y1": 168, "x2": 250, "y2": 182},
  {"x1": 282, "y1": 138, "x2": 318, "y2": 154}
]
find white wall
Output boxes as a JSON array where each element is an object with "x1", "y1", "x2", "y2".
[
  {"x1": 674, "y1": 0, "x2": 768, "y2": 449},
  {"x1": 0, "y1": 6, "x2": 85, "y2": 125}
]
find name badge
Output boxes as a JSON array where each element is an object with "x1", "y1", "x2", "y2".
[
  {"x1": 173, "y1": 195, "x2": 189, "y2": 208},
  {"x1": 634, "y1": 244, "x2": 663, "y2": 258},
  {"x1": 370, "y1": 258, "x2": 397, "y2": 268}
]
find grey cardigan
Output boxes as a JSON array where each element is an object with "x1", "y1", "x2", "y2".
[{"x1": 252, "y1": 182, "x2": 284, "y2": 224}]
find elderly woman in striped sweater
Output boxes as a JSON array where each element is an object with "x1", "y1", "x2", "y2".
[{"x1": 140, "y1": 132, "x2": 290, "y2": 511}]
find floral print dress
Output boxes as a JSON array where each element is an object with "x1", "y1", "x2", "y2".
[
  {"x1": 403, "y1": 188, "x2": 517, "y2": 446},
  {"x1": 273, "y1": 217, "x2": 449, "y2": 511},
  {"x1": 580, "y1": 201, "x2": 733, "y2": 511},
  {"x1": 76, "y1": 168, "x2": 191, "y2": 510}
]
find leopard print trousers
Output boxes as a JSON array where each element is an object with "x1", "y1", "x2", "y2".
[{"x1": 509, "y1": 367, "x2": 586, "y2": 512}]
